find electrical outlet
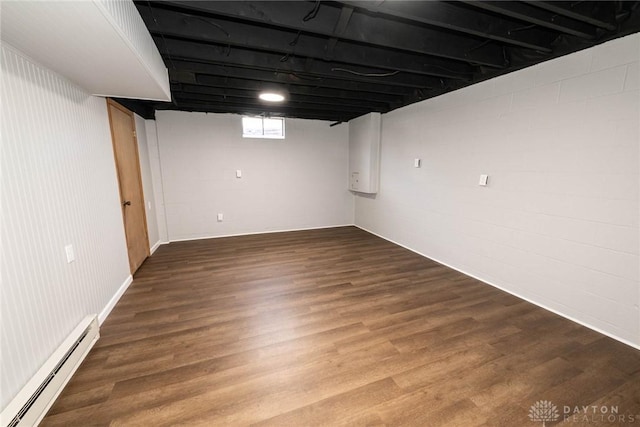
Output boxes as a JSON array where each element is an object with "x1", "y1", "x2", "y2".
[
  {"x1": 217, "y1": 213, "x2": 224, "y2": 222},
  {"x1": 236, "y1": 170, "x2": 242, "y2": 178}
]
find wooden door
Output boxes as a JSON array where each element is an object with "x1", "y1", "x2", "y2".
[{"x1": 107, "y1": 99, "x2": 149, "y2": 273}]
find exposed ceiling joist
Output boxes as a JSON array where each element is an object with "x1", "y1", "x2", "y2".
[
  {"x1": 160, "y1": 100, "x2": 358, "y2": 121},
  {"x1": 325, "y1": 5, "x2": 354, "y2": 57},
  {"x1": 459, "y1": 1, "x2": 598, "y2": 39},
  {"x1": 152, "y1": 0, "x2": 508, "y2": 67},
  {"x1": 339, "y1": 0, "x2": 555, "y2": 52},
  {"x1": 143, "y1": 5, "x2": 473, "y2": 80},
  {"x1": 174, "y1": 92, "x2": 374, "y2": 115},
  {"x1": 522, "y1": 1, "x2": 617, "y2": 30},
  {"x1": 156, "y1": 36, "x2": 443, "y2": 89},
  {"x1": 169, "y1": 61, "x2": 420, "y2": 97},
  {"x1": 173, "y1": 83, "x2": 391, "y2": 110},
  {"x1": 125, "y1": 1, "x2": 640, "y2": 122},
  {"x1": 170, "y1": 71, "x2": 402, "y2": 105}
]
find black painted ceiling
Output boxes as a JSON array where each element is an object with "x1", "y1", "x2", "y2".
[{"x1": 120, "y1": 1, "x2": 640, "y2": 123}]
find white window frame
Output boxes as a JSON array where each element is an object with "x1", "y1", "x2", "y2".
[{"x1": 242, "y1": 116, "x2": 285, "y2": 139}]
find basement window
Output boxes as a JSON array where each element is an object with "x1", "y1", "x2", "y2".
[{"x1": 242, "y1": 116, "x2": 285, "y2": 139}]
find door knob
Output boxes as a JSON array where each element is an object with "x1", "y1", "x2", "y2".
[{"x1": 123, "y1": 200, "x2": 131, "y2": 206}]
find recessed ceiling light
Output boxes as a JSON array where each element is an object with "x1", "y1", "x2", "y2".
[{"x1": 259, "y1": 92, "x2": 285, "y2": 102}]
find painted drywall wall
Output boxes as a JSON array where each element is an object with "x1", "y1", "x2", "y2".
[
  {"x1": 134, "y1": 114, "x2": 160, "y2": 251},
  {"x1": 355, "y1": 34, "x2": 640, "y2": 347},
  {"x1": 0, "y1": 44, "x2": 132, "y2": 409},
  {"x1": 155, "y1": 111, "x2": 352, "y2": 241}
]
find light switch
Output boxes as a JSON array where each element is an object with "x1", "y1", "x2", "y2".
[
  {"x1": 236, "y1": 170, "x2": 242, "y2": 178},
  {"x1": 414, "y1": 158, "x2": 421, "y2": 168},
  {"x1": 217, "y1": 213, "x2": 224, "y2": 222},
  {"x1": 65, "y1": 244, "x2": 75, "y2": 263},
  {"x1": 479, "y1": 174, "x2": 489, "y2": 186}
]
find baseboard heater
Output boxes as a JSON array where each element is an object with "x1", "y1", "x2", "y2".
[{"x1": 1, "y1": 315, "x2": 100, "y2": 427}]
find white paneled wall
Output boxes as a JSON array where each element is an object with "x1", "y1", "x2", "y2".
[
  {"x1": 155, "y1": 111, "x2": 353, "y2": 241},
  {"x1": 0, "y1": 44, "x2": 131, "y2": 409},
  {"x1": 355, "y1": 34, "x2": 640, "y2": 347}
]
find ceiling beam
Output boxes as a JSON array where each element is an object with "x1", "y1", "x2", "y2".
[
  {"x1": 459, "y1": 1, "x2": 597, "y2": 39},
  {"x1": 325, "y1": 5, "x2": 354, "y2": 58},
  {"x1": 340, "y1": 0, "x2": 555, "y2": 52},
  {"x1": 173, "y1": 83, "x2": 392, "y2": 110},
  {"x1": 522, "y1": 1, "x2": 617, "y2": 31},
  {"x1": 168, "y1": 65, "x2": 420, "y2": 101},
  {"x1": 173, "y1": 93, "x2": 375, "y2": 114},
  {"x1": 147, "y1": 1, "x2": 507, "y2": 67},
  {"x1": 167, "y1": 60, "x2": 424, "y2": 97},
  {"x1": 156, "y1": 37, "x2": 442, "y2": 89},
  {"x1": 140, "y1": 5, "x2": 472, "y2": 80},
  {"x1": 157, "y1": 100, "x2": 359, "y2": 122},
  {"x1": 168, "y1": 66, "x2": 403, "y2": 104}
]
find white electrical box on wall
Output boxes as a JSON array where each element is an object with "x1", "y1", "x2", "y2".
[
  {"x1": 350, "y1": 172, "x2": 360, "y2": 191},
  {"x1": 348, "y1": 112, "x2": 381, "y2": 194}
]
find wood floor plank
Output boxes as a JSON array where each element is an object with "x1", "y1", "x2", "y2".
[
  {"x1": 252, "y1": 378, "x2": 403, "y2": 427},
  {"x1": 41, "y1": 226, "x2": 640, "y2": 426}
]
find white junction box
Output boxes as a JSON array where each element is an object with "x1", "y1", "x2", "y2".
[{"x1": 350, "y1": 172, "x2": 360, "y2": 190}]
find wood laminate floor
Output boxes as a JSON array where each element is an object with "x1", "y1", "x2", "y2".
[{"x1": 42, "y1": 226, "x2": 640, "y2": 426}]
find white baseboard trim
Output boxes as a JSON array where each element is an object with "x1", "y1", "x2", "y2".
[
  {"x1": 98, "y1": 275, "x2": 133, "y2": 325},
  {"x1": 168, "y1": 224, "x2": 356, "y2": 243},
  {"x1": 150, "y1": 239, "x2": 167, "y2": 255},
  {"x1": 355, "y1": 224, "x2": 640, "y2": 351}
]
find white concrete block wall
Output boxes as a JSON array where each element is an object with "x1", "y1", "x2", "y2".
[
  {"x1": 144, "y1": 119, "x2": 169, "y2": 246},
  {"x1": 155, "y1": 111, "x2": 353, "y2": 241},
  {"x1": 134, "y1": 114, "x2": 159, "y2": 251},
  {"x1": 355, "y1": 34, "x2": 640, "y2": 347}
]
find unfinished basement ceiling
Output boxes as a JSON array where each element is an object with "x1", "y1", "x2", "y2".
[{"x1": 120, "y1": 1, "x2": 640, "y2": 123}]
